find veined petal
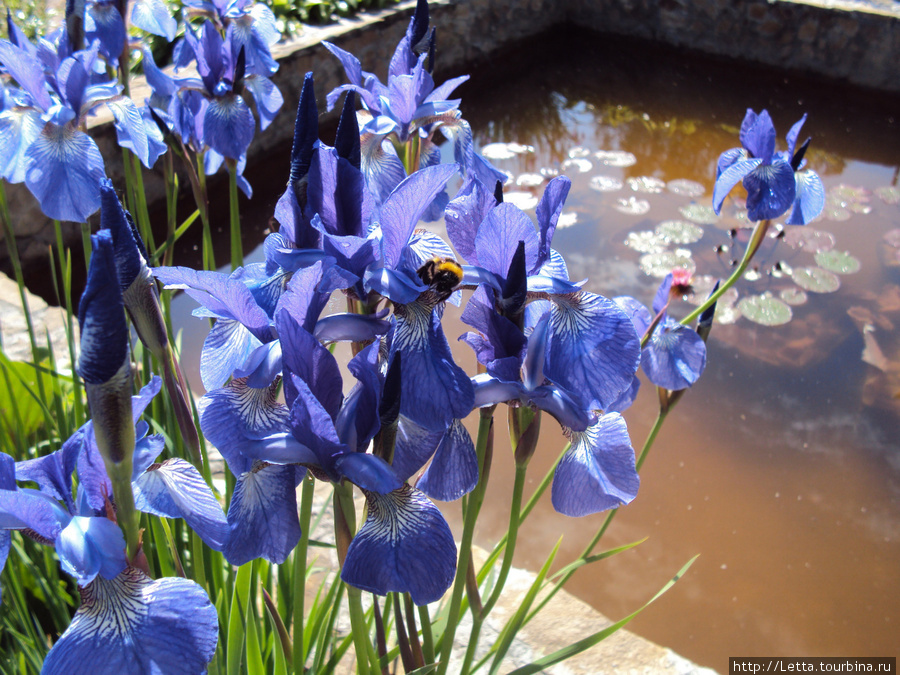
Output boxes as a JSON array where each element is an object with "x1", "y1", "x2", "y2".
[
  {"x1": 551, "y1": 413, "x2": 638, "y2": 517},
  {"x1": 342, "y1": 485, "x2": 456, "y2": 605},
  {"x1": 392, "y1": 301, "x2": 474, "y2": 432},
  {"x1": 25, "y1": 123, "x2": 105, "y2": 222},
  {"x1": 335, "y1": 453, "x2": 402, "y2": 494},
  {"x1": 0, "y1": 39, "x2": 52, "y2": 110},
  {"x1": 85, "y1": 3, "x2": 125, "y2": 64},
  {"x1": 418, "y1": 419, "x2": 477, "y2": 502},
  {"x1": 15, "y1": 448, "x2": 76, "y2": 514},
  {"x1": 130, "y1": 0, "x2": 178, "y2": 40},
  {"x1": 445, "y1": 177, "x2": 496, "y2": 265},
  {"x1": 0, "y1": 107, "x2": 42, "y2": 183},
  {"x1": 391, "y1": 416, "x2": 443, "y2": 483},
  {"x1": 743, "y1": 160, "x2": 796, "y2": 221},
  {"x1": 42, "y1": 567, "x2": 218, "y2": 675},
  {"x1": 204, "y1": 94, "x2": 255, "y2": 160},
  {"x1": 474, "y1": 202, "x2": 539, "y2": 278},
  {"x1": 314, "y1": 312, "x2": 389, "y2": 343},
  {"x1": 132, "y1": 459, "x2": 228, "y2": 550},
  {"x1": 360, "y1": 130, "x2": 407, "y2": 207},
  {"x1": 55, "y1": 515, "x2": 127, "y2": 586},
  {"x1": 244, "y1": 74, "x2": 283, "y2": 130},
  {"x1": 545, "y1": 292, "x2": 641, "y2": 411},
  {"x1": 224, "y1": 462, "x2": 302, "y2": 565},
  {"x1": 277, "y1": 311, "x2": 342, "y2": 417},
  {"x1": 0, "y1": 487, "x2": 69, "y2": 541},
  {"x1": 712, "y1": 157, "x2": 761, "y2": 215},
  {"x1": 535, "y1": 176, "x2": 571, "y2": 271},
  {"x1": 785, "y1": 169, "x2": 825, "y2": 226},
  {"x1": 740, "y1": 108, "x2": 776, "y2": 161},
  {"x1": 200, "y1": 317, "x2": 263, "y2": 390},
  {"x1": 642, "y1": 320, "x2": 707, "y2": 391}
]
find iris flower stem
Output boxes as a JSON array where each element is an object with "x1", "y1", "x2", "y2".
[
  {"x1": 108, "y1": 463, "x2": 141, "y2": 559},
  {"x1": 196, "y1": 160, "x2": 216, "y2": 271},
  {"x1": 436, "y1": 405, "x2": 496, "y2": 675},
  {"x1": 417, "y1": 604, "x2": 435, "y2": 664},
  {"x1": 680, "y1": 218, "x2": 772, "y2": 326},
  {"x1": 227, "y1": 162, "x2": 242, "y2": 270},
  {"x1": 292, "y1": 474, "x2": 315, "y2": 674},
  {"x1": 162, "y1": 152, "x2": 178, "y2": 267},
  {"x1": 460, "y1": 460, "x2": 528, "y2": 675}
]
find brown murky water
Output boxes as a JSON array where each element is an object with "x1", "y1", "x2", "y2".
[{"x1": 168, "y1": 26, "x2": 900, "y2": 672}]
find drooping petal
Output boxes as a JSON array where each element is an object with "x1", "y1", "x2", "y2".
[
  {"x1": 223, "y1": 462, "x2": 302, "y2": 565},
  {"x1": 25, "y1": 123, "x2": 106, "y2": 222},
  {"x1": 743, "y1": 160, "x2": 796, "y2": 221},
  {"x1": 544, "y1": 292, "x2": 641, "y2": 411},
  {"x1": 785, "y1": 169, "x2": 825, "y2": 226},
  {"x1": 0, "y1": 107, "x2": 42, "y2": 183},
  {"x1": 534, "y1": 176, "x2": 571, "y2": 272},
  {"x1": 277, "y1": 310, "x2": 342, "y2": 417},
  {"x1": 642, "y1": 320, "x2": 707, "y2": 391},
  {"x1": 0, "y1": 39, "x2": 52, "y2": 110},
  {"x1": 551, "y1": 413, "x2": 638, "y2": 517},
  {"x1": 391, "y1": 300, "x2": 474, "y2": 432},
  {"x1": 204, "y1": 93, "x2": 255, "y2": 161},
  {"x1": 0, "y1": 487, "x2": 69, "y2": 542},
  {"x1": 712, "y1": 157, "x2": 761, "y2": 215},
  {"x1": 342, "y1": 485, "x2": 456, "y2": 605},
  {"x1": 85, "y1": 2, "x2": 125, "y2": 64},
  {"x1": 417, "y1": 419, "x2": 477, "y2": 501},
  {"x1": 243, "y1": 74, "x2": 283, "y2": 131},
  {"x1": 130, "y1": 0, "x2": 178, "y2": 41},
  {"x1": 42, "y1": 567, "x2": 218, "y2": 675},
  {"x1": 200, "y1": 318, "x2": 263, "y2": 391},
  {"x1": 391, "y1": 416, "x2": 443, "y2": 482},
  {"x1": 132, "y1": 459, "x2": 229, "y2": 550}
]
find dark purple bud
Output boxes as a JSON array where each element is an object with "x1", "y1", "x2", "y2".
[
  {"x1": 408, "y1": 0, "x2": 430, "y2": 51},
  {"x1": 500, "y1": 240, "x2": 527, "y2": 317},
  {"x1": 335, "y1": 92, "x2": 361, "y2": 170},
  {"x1": 493, "y1": 179, "x2": 504, "y2": 204},
  {"x1": 791, "y1": 137, "x2": 811, "y2": 171},
  {"x1": 289, "y1": 73, "x2": 318, "y2": 185}
]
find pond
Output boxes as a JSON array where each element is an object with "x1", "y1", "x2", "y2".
[{"x1": 168, "y1": 24, "x2": 900, "y2": 671}]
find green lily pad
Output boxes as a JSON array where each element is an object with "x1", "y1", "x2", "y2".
[
  {"x1": 557, "y1": 212, "x2": 578, "y2": 229},
  {"x1": 780, "y1": 287, "x2": 808, "y2": 306},
  {"x1": 883, "y1": 229, "x2": 900, "y2": 249},
  {"x1": 737, "y1": 293, "x2": 793, "y2": 326},
  {"x1": 561, "y1": 158, "x2": 592, "y2": 173},
  {"x1": 515, "y1": 173, "x2": 544, "y2": 187},
  {"x1": 782, "y1": 227, "x2": 835, "y2": 253},
  {"x1": 590, "y1": 175, "x2": 623, "y2": 192},
  {"x1": 625, "y1": 231, "x2": 667, "y2": 253},
  {"x1": 594, "y1": 150, "x2": 636, "y2": 167},
  {"x1": 628, "y1": 176, "x2": 666, "y2": 193},
  {"x1": 639, "y1": 249, "x2": 696, "y2": 278},
  {"x1": 791, "y1": 266, "x2": 841, "y2": 293},
  {"x1": 678, "y1": 203, "x2": 718, "y2": 225},
  {"x1": 568, "y1": 146, "x2": 591, "y2": 158},
  {"x1": 654, "y1": 220, "x2": 703, "y2": 244},
  {"x1": 667, "y1": 179, "x2": 705, "y2": 198},
  {"x1": 504, "y1": 191, "x2": 539, "y2": 210},
  {"x1": 615, "y1": 196, "x2": 650, "y2": 215},
  {"x1": 814, "y1": 249, "x2": 861, "y2": 275},
  {"x1": 875, "y1": 186, "x2": 900, "y2": 205}
]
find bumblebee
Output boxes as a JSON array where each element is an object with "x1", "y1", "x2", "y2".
[{"x1": 417, "y1": 256, "x2": 464, "y2": 298}]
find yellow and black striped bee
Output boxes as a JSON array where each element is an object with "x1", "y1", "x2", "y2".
[{"x1": 417, "y1": 256, "x2": 464, "y2": 299}]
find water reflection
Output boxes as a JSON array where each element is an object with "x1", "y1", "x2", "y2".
[{"x1": 451, "y1": 27, "x2": 900, "y2": 669}]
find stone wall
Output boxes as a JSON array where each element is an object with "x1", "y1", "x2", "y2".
[{"x1": 2, "y1": 0, "x2": 898, "y2": 276}]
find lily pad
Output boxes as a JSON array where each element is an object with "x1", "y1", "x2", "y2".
[
  {"x1": 481, "y1": 142, "x2": 534, "y2": 160},
  {"x1": 568, "y1": 146, "x2": 592, "y2": 158},
  {"x1": 678, "y1": 203, "x2": 719, "y2": 225},
  {"x1": 875, "y1": 186, "x2": 900, "y2": 205},
  {"x1": 655, "y1": 220, "x2": 703, "y2": 244},
  {"x1": 625, "y1": 231, "x2": 668, "y2": 253},
  {"x1": 824, "y1": 184, "x2": 871, "y2": 220},
  {"x1": 686, "y1": 275, "x2": 739, "y2": 308},
  {"x1": 737, "y1": 293, "x2": 793, "y2": 326},
  {"x1": 589, "y1": 175, "x2": 623, "y2": 192},
  {"x1": 615, "y1": 196, "x2": 651, "y2": 215},
  {"x1": 628, "y1": 176, "x2": 666, "y2": 193},
  {"x1": 540, "y1": 167, "x2": 560, "y2": 178},
  {"x1": 814, "y1": 249, "x2": 861, "y2": 275},
  {"x1": 639, "y1": 249, "x2": 696, "y2": 278},
  {"x1": 884, "y1": 229, "x2": 900, "y2": 248},
  {"x1": 781, "y1": 288, "x2": 808, "y2": 306},
  {"x1": 594, "y1": 150, "x2": 636, "y2": 167},
  {"x1": 791, "y1": 266, "x2": 841, "y2": 293},
  {"x1": 667, "y1": 179, "x2": 706, "y2": 197},
  {"x1": 504, "y1": 191, "x2": 539, "y2": 211},
  {"x1": 515, "y1": 173, "x2": 545, "y2": 187},
  {"x1": 782, "y1": 227, "x2": 835, "y2": 253},
  {"x1": 561, "y1": 158, "x2": 592, "y2": 173}
]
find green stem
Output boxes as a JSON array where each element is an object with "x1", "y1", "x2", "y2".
[
  {"x1": 436, "y1": 406, "x2": 496, "y2": 675},
  {"x1": 228, "y1": 162, "x2": 242, "y2": 270},
  {"x1": 292, "y1": 475, "x2": 315, "y2": 674},
  {"x1": 681, "y1": 218, "x2": 772, "y2": 326},
  {"x1": 346, "y1": 587, "x2": 371, "y2": 675},
  {"x1": 196, "y1": 161, "x2": 215, "y2": 271}
]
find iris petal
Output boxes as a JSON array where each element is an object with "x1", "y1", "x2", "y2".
[
  {"x1": 42, "y1": 567, "x2": 218, "y2": 675},
  {"x1": 55, "y1": 516, "x2": 127, "y2": 586},
  {"x1": 342, "y1": 485, "x2": 456, "y2": 605},
  {"x1": 642, "y1": 321, "x2": 707, "y2": 391},
  {"x1": 418, "y1": 419, "x2": 478, "y2": 501}
]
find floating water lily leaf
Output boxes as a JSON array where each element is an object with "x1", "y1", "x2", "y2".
[
  {"x1": 628, "y1": 176, "x2": 666, "y2": 193},
  {"x1": 615, "y1": 196, "x2": 650, "y2": 215},
  {"x1": 667, "y1": 179, "x2": 705, "y2": 197},
  {"x1": 715, "y1": 303, "x2": 742, "y2": 324},
  {"x1": 481, "y1": 142, "x2": 534, "y2": 160},
  {"x1": 884, "y1": 229, "x2": 900, "y2": 249},
  {"x1": 589, "y1": 175, "x2": 623, "y2": 192},
  {"x1": 678, "y1": 203, "x2": 718, "y2": 225},
  {"x1": 594, "y1": 150, "x2": 636, "y2": 167},
  {"x1": 655, "y1": 220, "x2": 703, "y2": 244},
  {"x1": 824, "y1": 184, "x2": 871, "y2": 220},
  {"x1": 561, "y1": 158, "x2": 592, "y2": 173},
  {"x1": 686, "y1": 275, "x2": 739, "y2": 308},
  {"x1": 625, "y1": 231, "x2": 667, "y2": 253},
  {"x1": 781, "y1": 287, "x2": 808, "y2": 306},
  {"x1": 557, "y1": 212, "x2": 578, "y2": 229},
  {"x1": 814, "y1": 249, "x2": 861, "y2": 275},
  {"x1": 540, "y1": 167, "x2": 559, "y2": 178},
  {"x1": 568, "y1": 146, "x2": 591, "y2": 158},
  {"x1": 515, "y1": 173, "x2": 544, "y2": 187},
  {"x1": 737, "y1": 294, "x2": 793, "y2": 326},
  {"x1": 639, "y1": 249, "x2": 695, "y2": 278},
  {"x1": 503, "y1": 191, "x2": 539, "y2": 210},
  {"x1": 875, "y1": 186, "x2": 900, "y2": 205},
  {"x1": 792, "y1": 266, "x2": 841, "y2": 293},
  {"x1": 782, "y1": 227, "x2": 835, "y2": 253}
]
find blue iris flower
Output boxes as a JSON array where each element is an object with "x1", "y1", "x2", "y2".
[
  {"x1": 713, "y1": 108, "x2": 825, "y2": 224},
  {"x1": 0, "y1": 27, "x2": 165, "y2": 221},
  {"x1": 322, "y1": 0, "x2": 505, "y2": 211},
  {"x1": 615, "y1": 273, "x2": 707, "y2": 392},
  {"x1": 0, "y1": 378, "x2": 222, "y2": 673}
]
